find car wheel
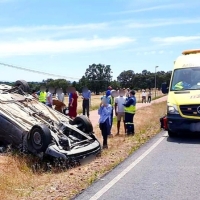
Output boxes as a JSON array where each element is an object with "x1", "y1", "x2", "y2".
[
  {"x1": 28, "y1": 124, "x2": 52, "y2": 152},
  {"x1": 73, "y1": 115, "x2": 93, "y2": 133},
  {"x1": 168, "y1": 130, "x2": 177, "y2": 137},
  {"x1": 15, "y1": 80, "x2": 30, "y2": 93}
]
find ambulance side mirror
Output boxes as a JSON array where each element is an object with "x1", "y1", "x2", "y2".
[{"x1": 161, "y1": 82, "x2": 169, "y2": 94}]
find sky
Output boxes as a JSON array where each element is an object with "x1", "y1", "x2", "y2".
[{"x1": 0, "y1": 0, "x2": 200, "y2": 82}]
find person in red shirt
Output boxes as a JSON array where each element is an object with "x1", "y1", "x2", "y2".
[{"x1": 68, "y1": 87, "x2": 78, "y2": 119}]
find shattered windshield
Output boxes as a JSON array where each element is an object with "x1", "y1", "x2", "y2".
[{"x1": 171, "y1": 67, "x2": 200, "y2": 91}]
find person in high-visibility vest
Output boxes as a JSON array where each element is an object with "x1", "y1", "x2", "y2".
[
  {"x1": 172, "y1": 81, "x2": 191, "y2": 90},
  {"x1": 38, "y1": 86, "x2": 47, "y2": 104},
  {"x1": 123, "y1": 90, "x2": 136, "y2": 135},
  {"x1": 172, "y1": 70, "x2": 191, "y2": 90}
]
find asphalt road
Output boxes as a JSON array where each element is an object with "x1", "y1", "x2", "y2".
[{"x1": 74, "y1": 131, "x2": 200, "y2": 200}]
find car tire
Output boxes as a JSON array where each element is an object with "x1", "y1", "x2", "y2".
[
  {"x1": 15, "y1": 80, "x2": 30, "y2": 93},
  {"x1": 168, "y1": 130, "x2": 177, "y2": 137},
  {"x1": 28, "y1": 124, "x2": 52, "y2": 152},
  {"x1": 73, "y1": 115, "x2": 93, "y2": 133}
]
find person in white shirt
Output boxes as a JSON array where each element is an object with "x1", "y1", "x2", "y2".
[
  {"x1": 56, "y1": 88, "x2": 65, "y2": 103},
  {"x1": 142, "y1": 89, "x2": 146, "y2": 103},
  {"x1": 46, "y1": 87, "x2": 55, "y2": 108},
  {"x1": 115, "y1": 89, "x2": 126, "y2": 135}
]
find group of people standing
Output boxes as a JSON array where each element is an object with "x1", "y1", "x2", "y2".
[
  {"x1": 32, "y1": 86, "x2": 79, "y2": 119},
  {"x1": 98, "y1": 87, "x2": 136, "y2": 149},
  {"x1": 33, "y1": 85, "x2": 137, "y2": 150},
  {"x1": 141, "y1": 89, "x2": 152, "y2": 103}
]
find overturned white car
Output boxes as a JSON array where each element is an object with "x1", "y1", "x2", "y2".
[{"x1": 0, "y1": 80, "x2": 101, "y2": 162}]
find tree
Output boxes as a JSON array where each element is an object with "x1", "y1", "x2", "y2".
[
  {"x1": 117, "y1": 70, "x2": 135, "y2": 88},
  {"x1": 116, "y1": 69, "x2": 172, "y2": 90},
  {"x1": 71, "y1": 81, "x2": 81, "y2": 92},
  {"x1": 79, "y1": 75, "x2": 89, "y2": 91},
  {"x1": 84, "y1": 64, "x2": 112, "y2": 93},
  {"x1": 45, "y1": 79, "x2": 70, "y2": 92},
  {"x1": 110, "y1": 80, "x2": 120, "y2": 90},
  {"x1": 142, "y1": 69, "x2": 148, "y2": 75}
]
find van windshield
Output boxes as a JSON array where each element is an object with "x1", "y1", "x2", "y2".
[{"x1": 171, "y1": 67, "x2": 200, "y2": 91}]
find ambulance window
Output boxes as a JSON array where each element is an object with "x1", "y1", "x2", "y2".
[
  {"x1": 171, "y1": 67, "x2": 200, "y2": 90},
  {"x1": 171, "y1": 68, "x2": 192, "y2": 90}
]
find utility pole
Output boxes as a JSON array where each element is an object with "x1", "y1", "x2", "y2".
[{"x1": 155, "y1": 66, "x2": 159, "y2": 98}]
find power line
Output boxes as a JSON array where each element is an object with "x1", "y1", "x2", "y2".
[{"x1": 0, "y1": 62, "x2": 80, "y2": 80}]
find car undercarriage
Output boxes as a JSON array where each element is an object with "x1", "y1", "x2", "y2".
[{"x1": 0, "y1": 80, "x2": 101, "y2": 167}]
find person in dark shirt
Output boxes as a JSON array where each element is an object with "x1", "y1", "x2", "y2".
[{"x1": 82, "y1": 87, "x2": 91, "y2": 117}]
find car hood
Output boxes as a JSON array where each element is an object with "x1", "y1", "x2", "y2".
[{"x1": 168, "y1": 90, "x2": 200, "y2": 105}]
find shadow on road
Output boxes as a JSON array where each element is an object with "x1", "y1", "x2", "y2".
[{"x1": 167, "y1": 133, "x2": 200, "y2": 144}]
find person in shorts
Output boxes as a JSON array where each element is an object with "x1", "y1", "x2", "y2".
[{"x1": 115, "y1": 89, "x2": 126, "y2": 135}]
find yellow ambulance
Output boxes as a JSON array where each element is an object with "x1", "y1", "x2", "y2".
[{"x1": 162, "y1": 49, "x2": 200, "y2": 137}]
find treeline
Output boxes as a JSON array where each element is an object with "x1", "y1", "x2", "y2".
[{"x1": 0, "y1": 64, "x2": 172, "y2": 93}]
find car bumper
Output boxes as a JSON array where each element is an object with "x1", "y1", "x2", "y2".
[
  {"x1": 167, "y1": 114, "x2": 200, "y2": 133},
  {"x1": 45, "y1": 140, "x2": 101, "y2": 161}
]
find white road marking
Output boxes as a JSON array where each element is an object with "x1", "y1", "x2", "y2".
[{"x1": 89, "y1": 132, "x2": 167, "y2": 200}]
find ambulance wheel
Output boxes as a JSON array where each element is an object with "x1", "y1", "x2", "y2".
[{"x1": 168, "y1": 130, "x2": 177, "y2": 137}]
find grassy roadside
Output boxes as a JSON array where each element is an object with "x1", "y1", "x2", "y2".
[{"x1": 0, "y1": 100, "x2": 166, "y2": 200}]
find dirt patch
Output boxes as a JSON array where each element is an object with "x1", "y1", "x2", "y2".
[
  {"x1": 0, "y1": 100, "x2": 166, "y2": 200},
  {"x1": 0, "y1": 155, "x2": 11, "y2": 172}
]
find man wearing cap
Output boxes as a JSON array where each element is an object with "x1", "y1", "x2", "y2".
[
  {"x1": 108, "y1": 86, "x2": 112, "y2": 91},
  {"x1": 123, "y1": 90, "x2": 136, "y2": 135},
  {"x1": 101, "y1": 88, "x2": 114, "y2": 136}
]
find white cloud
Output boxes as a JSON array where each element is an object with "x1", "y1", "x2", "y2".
[
  {"x1": 151, "y1": 36, "x2": 200, "y2": 45},
  {"x1": 0, "y1": 37, "x2": 135, "y2": 56},
  {"x1": 108, "y1": 3, "x2": 184, "y2": 14},
  {"x1": 127, "y1": 18, "x2": 200, "y2": 28},
  {"x1": 144, "y1": 50, "x2": 164, "y2": 55},
  {"x1": 1, "y1": 17, "x2": 200, "y2": 39},
  {"x1": 0, "y1": 23, "x2": 108, "y2": 33}
]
